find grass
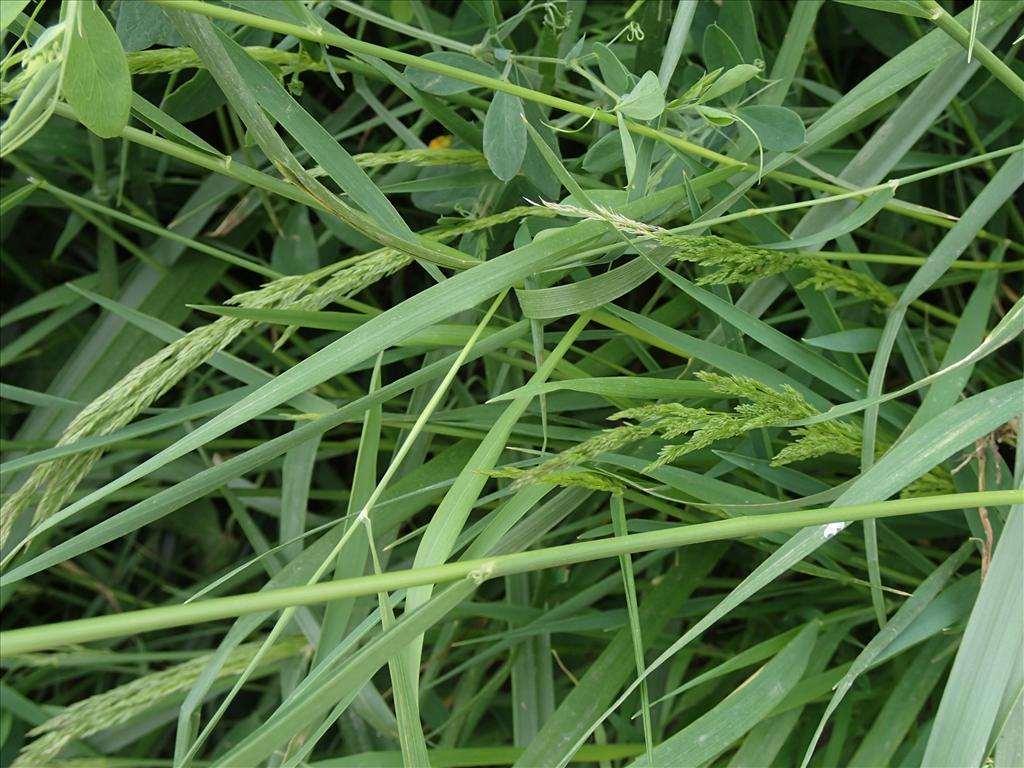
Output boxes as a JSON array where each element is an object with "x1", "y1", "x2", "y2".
[{"x1": 0, "y1": 0, "x2": 1022, "y2": 766}]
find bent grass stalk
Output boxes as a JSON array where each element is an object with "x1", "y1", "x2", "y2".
[
  {"x1": 2, "y1": 491, "x2": 1017, "y2": 656},
  {"x1": 153, "y1": 0, "x2": 1022, "y2": 248}
]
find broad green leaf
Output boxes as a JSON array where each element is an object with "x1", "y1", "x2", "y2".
[
  {"x1": 675, "y1": 67, "x2": 722, "y2": 104},
  {"x1": 483, "y1": 92, "x2": 526, "y2": 182},
  {"x1": 763, "y1": 186, "x2": 894, "y2": 250},
  {"x1": 515, "y1": 251, "x2": 674, "y2": 321},
  {"x1": 62, "y1": 0, "x2": 131, "y2": 139},
  {"x1": 695, "y1": 104, "x2": 736, "y2": 126},
  {"x1": 718, "y1": 0, "x2": 764, "y2": 62},
  {"x1": 594, "y1": 42, "x2": 630, "y2": 95},
  {"x1": 0, "y1": 0, "x2": 29, "y2": 33},
  {"x1": 702, "y1": 23, "x2": 743, "y2": 73},
  {"x1": 582, "y1": 131, "x2": 625, "y2": 173},
  {"x1": 616, "y1": 71, "x2": 664, "y2": 121},
  {"x1": 734, "y1": 105, "x2": 805, "y2": 151},
  {"x1": 657, "y1": 1, "x2": 698, "y2": 91},
  {"x1": 1, "y1": 36, "x2": 65, "y2": 159},
  {"x1": 617, "y1": 112, "x2": 637, "y2": 182},
  {"x1": 405, "y1": 52, "x2": 500, "y2": 95},
  {"x1": 130, "y1": 93, "x2": 221, "y2": 156},
  {"x1": 488, "y1": 376, "x2": 714, "y2": 403},
  {"x1": 114, "y1": 0, "x2": 182, "y2": 51},
  {"x1": 0, "y1": 182, "x2": 40, "y2": 217}
]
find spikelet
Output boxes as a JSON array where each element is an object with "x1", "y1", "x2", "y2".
[
  {"x1": 492, "y1": 467, "x2": 625, "y2": 494},
  {"x1": 279, "y1": 248, "x2": 413, "y2": 325},
  {"x1": 510, "y1": 372, "x2": 867, "y2": 486},
  {"x1": 352, "y1": 148, "x2": 488, "y2": 169},
  {"x1": 772, "y1": 421, "x2": 862, "y2": 465},
  {"x1": 274, "y1": 204, "x2": 547, "y2": 347},
  {"x1": 647, "y1": 373, "x2": 816, "y2": 468},
  {"x1": 510, "y1": 424, "x2": 657, "y2": 489},
  {"x1": 532, "y1": 201, "x2": 894, "y2": 304},
  {"x1": 0, "y1": 274, "x2": 313, "y2": 546},
  {"x1": 0, "y1": 206, "x2": 553, "y2": 548},
  {"x1": 15, "y1": 637, "x2": 307, "y2": 767},
  {"x1": 900, "y1": 468, "x2": 956, "y2": 499}
]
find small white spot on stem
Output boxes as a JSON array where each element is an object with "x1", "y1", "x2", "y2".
[{"x1": 823, "y1": 522, "x2": 847, "y2": 539}]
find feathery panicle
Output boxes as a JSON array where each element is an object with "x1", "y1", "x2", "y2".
[
  {"x1": 532, "y1": 201, "x2": 893, "y2": 304},
  {"x1": 511, "y1": 424, "x2": 657, "y2": 489},
  {"x1": 511, "y1": 372, "x2": 868, "y2": 486},
  {"x1": 493, "y1": 467, "x2": 625, "y2": 494},
  {"x1": 646, "y1": 373, "x2": 816, "y2": 469},
  {"x1": 15, "y1": 637, "x2": 307, "y2": 767},
  {"x1": 900, "y1": 468, "x2": 956, "y2": 499},
  {"x1": 281, "y1": 250, "x2": 413, "y2": 316},
  {"x1": 275, "y1": 204, "x2": 549, "y2": 347},
  {"x1": 0, "y1": 206, "x2": 554, "y2": 548},
  {"x1": 0, "y1": 276, "x2": 310, "y2": 547},
  {"x1": 772, "y1": 421, "x2": 862, "y2": 466}
]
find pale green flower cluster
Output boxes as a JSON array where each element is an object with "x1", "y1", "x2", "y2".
[{"x1": 15, "y1": 637, "x2": 306, "y2": 767}]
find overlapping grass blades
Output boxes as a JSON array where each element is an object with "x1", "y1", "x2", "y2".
[{"x1": 1, "y1": 1, "x2": 1022, "y2": 766}]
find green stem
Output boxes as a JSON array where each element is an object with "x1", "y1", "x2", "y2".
[
  {"x1": 150, "y1": 0, "x2": 1014, "y2": 244},
  {"x1": 40, "y1": 180, "x2": 280, "y2": 278},
  {"x1": 805, "y1": 251, "x2": 1024, "y2": 271},
  {"x1": 333, "y1": 0, "x2": 476, "y2": 55},
  {"x1": 50, "y1": 104, "x2": 478, "y2": 270},
  {"x1": 2, "y1": 490, "x2": 1018, "y2": 654},
  {"x1": 919, "y1": 0, "x2": 1024, "y2": 101}
]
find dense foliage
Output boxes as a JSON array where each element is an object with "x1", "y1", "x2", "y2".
[{"x1": 1, "y1": 1, "x2": 1022, "y2": 766}]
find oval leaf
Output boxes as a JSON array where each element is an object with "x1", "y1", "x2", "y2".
[
  {"x1": 594, "y1": 42, "x2": 630, "y2": 95},
  {"x1": 405, "y1": 52, "x2": 499, "y2": 95},
  {"x1": 582, "y1": 130, "x2": 625, "y2": 174},
  {"x1": 115, "y1": 0, "x2": 183, "y2": 52},
  {"x1": 483, "y1": 92, "x2": 527, "y2": 182},
  {"x1": 617, "y1": 71, "x2": 664, "y2": 121},
  {"x1": 735, "y1": 105, "x2": 806, "y2": 151},
  {"x1": 62, "y1": 1, "x2": 131, "y2": 139}
]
